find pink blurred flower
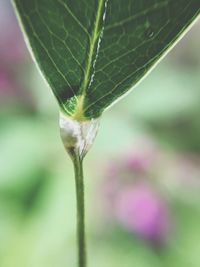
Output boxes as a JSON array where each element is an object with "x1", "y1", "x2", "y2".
[
  {"x1": 0, "y1": 1, "x2": 27, "y2": 65},
  {"x1": 0, "y1": 2, "x2": 35, "y2": 109},
  {"x1": 0, "y1": 69, "x2": 16, "y2": 95},
  {"x1": 97, "y1": 138, "x2": 200, "y2": 247},
  {"x1": 115, "y1": 183, "x2": 170, "y2": 244}
]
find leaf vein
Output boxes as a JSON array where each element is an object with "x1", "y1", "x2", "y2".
[{"x1": 57, "y1": 0, "x2": 90, "y2": 38}]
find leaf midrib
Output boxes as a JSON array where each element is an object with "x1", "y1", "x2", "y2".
[{"x1": 79, "y1": 0, "x2": 105, "y2": 97}]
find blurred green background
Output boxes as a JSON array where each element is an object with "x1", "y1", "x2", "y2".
[{"x1": 0, "y1": 1, "x2": 200, "y2": 267}]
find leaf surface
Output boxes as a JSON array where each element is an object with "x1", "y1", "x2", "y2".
[{"x1": 13, "y1": 0, "x2": 200, "y2": 119}]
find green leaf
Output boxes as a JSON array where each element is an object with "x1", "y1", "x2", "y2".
[{"x1": 12, "y1": 0, "x2": 200, "y2": 120}]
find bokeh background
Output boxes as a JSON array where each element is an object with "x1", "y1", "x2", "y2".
[{"x1": 0, "y1": 1, "x2": 200, "y2": 267}]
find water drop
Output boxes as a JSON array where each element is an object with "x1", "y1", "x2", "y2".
[{"x1": 146, "y1": 28, "x2": 154, "y2": 38}]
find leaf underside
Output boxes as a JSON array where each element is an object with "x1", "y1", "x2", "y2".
[{"x1": 13, "y1": 0, "x2": 200, "y2": 120}]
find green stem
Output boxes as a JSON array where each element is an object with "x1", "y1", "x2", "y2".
[
  {"x1": 72, "y1": 151, "x2": 87, "y2": 267},
  {"x1": 59, "y1": 113, "x2": 99, "y2": 266}
]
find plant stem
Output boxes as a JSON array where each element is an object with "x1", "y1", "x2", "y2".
[
  {"x1": 59, "y1": 113, "x2": 99, "y2": 267},
  {"x1": 72, "y1": 151, "x2": 87, "y2": 267}
]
